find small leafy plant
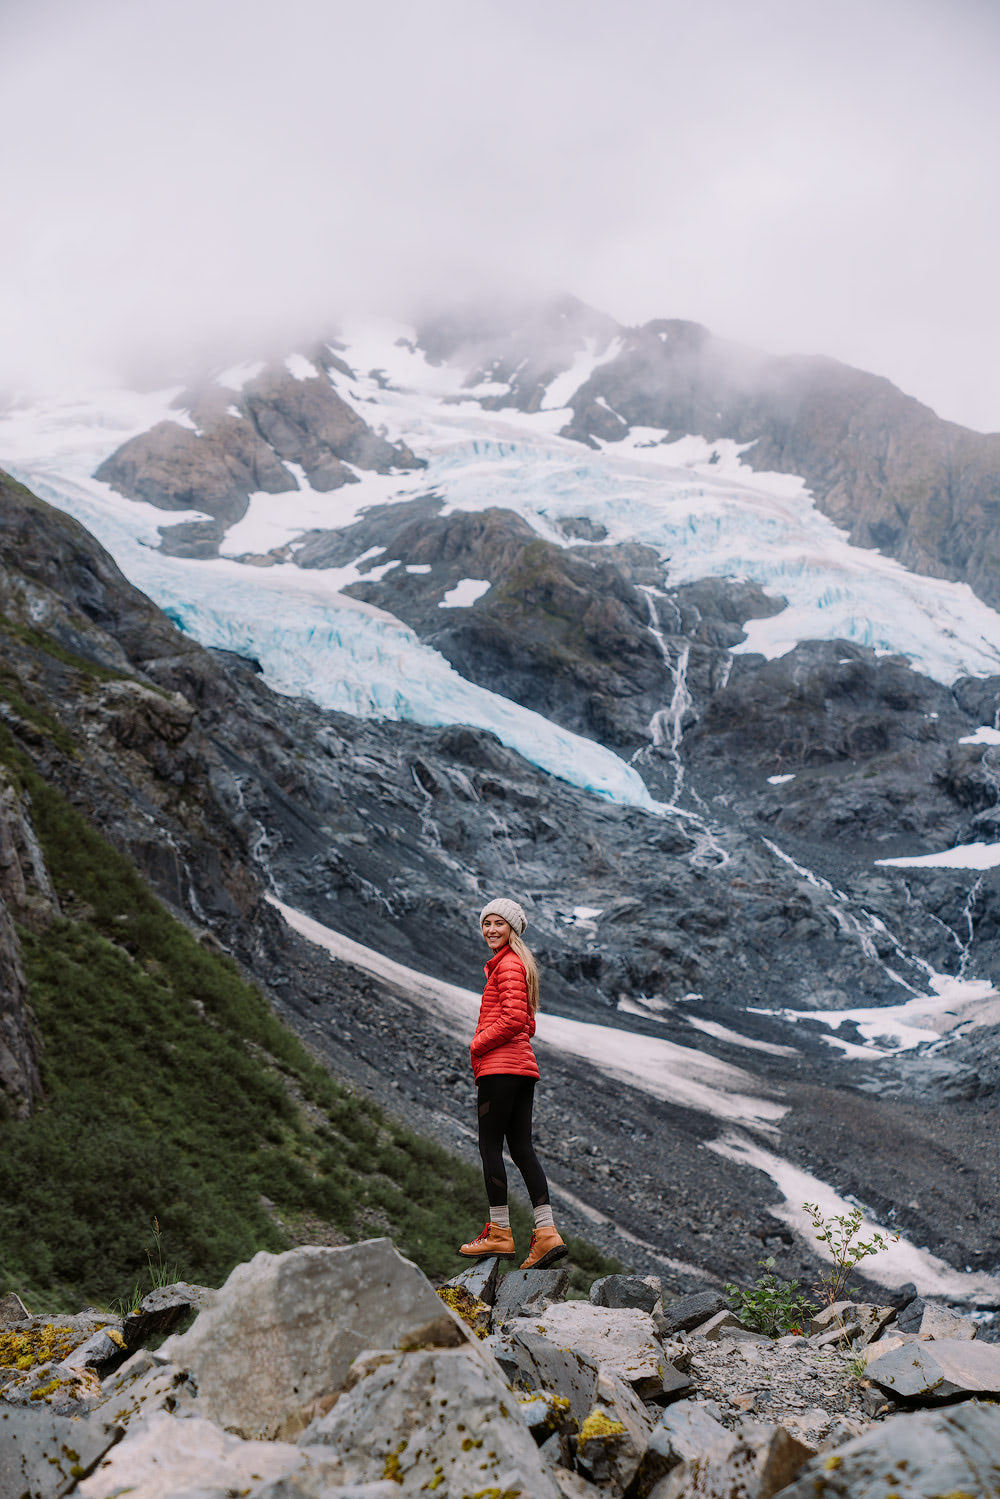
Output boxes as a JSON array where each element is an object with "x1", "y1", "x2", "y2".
[
  {"x1": 725, "y1": 1257, "x2": 818, "y2": 1338},
  {"x1": 804, "y1": 1201, "x2": 898, "y2": 1305}
]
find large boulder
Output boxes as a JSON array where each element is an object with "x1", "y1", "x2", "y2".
[
  {"x1": 590, "y1": 1275, "x2": 660, "y2": 1313},
  {"x1": 533, "y1": 1302, "x2": 688, "y2": 1401},
  {"x1": 298, "y1": 1346, "x2": 560, "y2": 1498},
  {"x1": 633, "y1": 1399, "x2": 732, "y2": 1496},
  {"x1": 895, "y1": 1297, "x2": 978, "y2": 1340},
  {"x1": 775, "y1": 1400, "x2": 1000, "y2": 1498},
  {"x1": 650, "y1": 1421, "x2": 814, "y2": 1499},
  {"x1": 158, "y1": 1239, "x2": 476, "y2": 1439},
  {"x1": 867, "y1": 1337, "x2": 1000, "y2": 1401},
  {"x1": 506, "y1": 1326, "x2": 600, "y2": 1426},
  {"x1": 491, "y1": 1266, "x2": 570, "y2": 1324},
  {"x1": 76, "y1": 1410, "x2": 305, "y2": 1499},
  {"x1": 576, "y1": 1366, "x2": 654, "y2": 1495},
  {"x1": 0, "y1": 1408, "x2": 121, "y2": 1499},
  {"x1": 655, "y1": 1292, "x2": 730, "y2": 1339}
]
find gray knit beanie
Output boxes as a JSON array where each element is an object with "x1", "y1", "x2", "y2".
[{"x1": 479, "y1": 897, "x2": 527, "y2": 935}]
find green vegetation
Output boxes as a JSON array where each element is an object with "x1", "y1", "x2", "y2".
[
  {"x1": 804, "y1": 1201, "x2": 898, "y2": 1305},
  {"x1": 725, "y1": 1255, "x2": 818, "y2": 1338},
  {"x1": 0, "y1": 727, "x2": 621, "y2": 1309}
]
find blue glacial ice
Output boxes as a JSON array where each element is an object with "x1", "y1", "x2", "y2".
[{"x1": 9, "y1": 465, "x2": 659, "y2": 812}]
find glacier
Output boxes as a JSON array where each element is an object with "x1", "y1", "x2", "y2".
[{"x1": 6, "y1": 325, "x2": 1000, "y2": 814}]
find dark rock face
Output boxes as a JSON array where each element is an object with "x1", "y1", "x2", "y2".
[
  {"x1": 556, "y1": 317, "x2": 1000, "y2": 609},
  {"x1": 414, "y1": 293, "x2": 620, "y2": 411}
]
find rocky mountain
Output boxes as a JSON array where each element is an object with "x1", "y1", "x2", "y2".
[
  {"x1": 3, "y1": 297, "x2": 1000, "y2": 1320},
  {"x1": 2, "y1": 459, "x2": 1000, "y2": 1317}
]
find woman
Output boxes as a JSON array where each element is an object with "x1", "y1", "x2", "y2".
[{"x1": 460, "y1": 897, "x2": 567, "y2": 1270}]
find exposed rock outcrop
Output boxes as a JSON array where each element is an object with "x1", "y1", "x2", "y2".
[{"x1": 94, "y1": 362, "x2": 424, "y2": 555}]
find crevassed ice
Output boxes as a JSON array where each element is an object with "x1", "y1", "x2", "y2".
[{"x1": 10, "y1": 463, "x2": 658, "y2": 811}]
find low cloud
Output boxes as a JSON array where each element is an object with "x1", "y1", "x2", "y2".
[{"x1": 2, "y1": 0, "x2": 998, "y2": 429}]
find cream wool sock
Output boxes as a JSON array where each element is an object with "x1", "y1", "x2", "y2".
[
  {"x1": 533, "y1": 1204, "x2": 555, "y2": 1229},
  {"x1": 490, "y1": 1205, "x2": 511, "y2": 1229}
]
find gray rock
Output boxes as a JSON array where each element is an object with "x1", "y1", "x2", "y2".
[
  {"x1": 0, "y1": 1407, "x2": 122, "y2": 1499},
  {"x1": 439, "y1": 1256, "x2": 502, "y2": 1307},
  {"x1": 59, "y1": 1323, "x2": 127, "y2": 1374},
  {"x1": 531, "y1": 1301, "x2": 681, "y2": 1400},
  {"x1": 651, "y1": 1421, "x2": 814, "y2": 1499},
  {"x1": 893, "y1": 1298, "x2": 977, "y2": 1340},
  {"x1": 576, "y1": 1368, "x2": 653, "y2": 1496},
  {"x1": 775, "y1": 1399, "x2": 1000, "y2": 1498},
  {"x1": 91, "y1": 1352, "x2": 195, "y2": 1428},
  {"x1": 552, "y1": 1466, "x2": 594, "y2": 1498},
  {"x1": 517, "y1": 1388, "x2": 577, "y2": 1449},
  {"x1": 123, "y1": 1280, "x2": 218, "y2": 1350},
  {"x1": 809, "y1": 1300, "x2": 896, "y2": 1346},
  {"x1": 655, "y1": 1291, "x2": 729, "y2": 1337},
  {"x1": 508, "y1": 1326, "x2": 600, "y2": 1426},
  {"x1": 691, "y1": 1309, "x2": 746, "y2": 1341},
  {"x1": 0, "y1": 1361, "x2": 104, "y2": 1416},
  {"x1": 0, "y1": 1291, "x2": 30, "y2": 1327},
  {"x1": 76, "y1": 1410, "x2": 305, "y2": 1499},
  {"x1": 634, "y1": 1399, "x2": 732, "y2": 1496},
  {"x1": 867, "y1": 1336, "x2": 1000, "y2": 1401},
  {"x1": 590, "y1": 1274, "x2": 659, "y2": 1313},
  {"x1": 298, "y1": 1346, "x2": 560, "y2": 1497},
  {"x1": 491, "y1": 1266, "x2": 570, "y2": 1324},
  {"x1": 159, "y1": 1239, "x2": 476, "y2": 1439}
]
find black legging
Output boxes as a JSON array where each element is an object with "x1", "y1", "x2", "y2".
[{"x1": 477, "y1": 1074, "x2": 550, "y2": 1208}]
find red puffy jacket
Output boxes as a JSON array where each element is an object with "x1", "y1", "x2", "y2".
[{"x1": 470, "y1": 945, "x2": 540, "y2": 1081}]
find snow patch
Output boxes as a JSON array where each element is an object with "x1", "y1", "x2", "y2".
[
  {"x1": 751, "y1": 973, "x2": 1000, "y2": 1053},
  {"x1": 215, "y1": 360, "x2": 266, "y2": 391},
  {"x1": 285, "y1": 353, "x2": 319, "y2": 382},
  {"x1": 405, "y1": 563, "x2": 432, "y2": 574},
  {"x1": 685, "y1": 1016, "x2": 799, "y2": 1058},
  {"x1": 959, "y1": 725, "x2": 1000, "y2": 745},
  {"x1": 707, "y1": 1133, "x2": 1000, "y2": 1304},
  {"x1": 767, "y1": 773, "x2": 796, "y2": 785},
  {"x1": 876, "y1": 842, "x2": 1000, "y2": 870},
  {"x1": 440, "y1": 578, "x2": 491, "y2": 608},
  {"x1": 541, "y1": 336, "x2": 624, "y2": 412}
]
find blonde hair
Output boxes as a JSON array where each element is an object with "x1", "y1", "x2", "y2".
[{"x1": 508, "y1": 929, "x2": 540, "y2": 1015}]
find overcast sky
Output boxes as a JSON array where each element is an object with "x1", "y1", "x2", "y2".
[{"x1": 2, "y1": 0, "x2": 998, "y2": 430}]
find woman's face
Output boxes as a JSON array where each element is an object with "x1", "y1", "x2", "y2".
[{"x1": 482, "y1": 914, "x2": 512, "y2": 952}]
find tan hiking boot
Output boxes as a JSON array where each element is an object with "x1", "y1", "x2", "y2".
[
  {"x1": 520, "y1": 1225, "x2": 568, "y2": 1270},
  {"x1": 459, "y1": 1222, "x2": 515, "y2": 1258}
]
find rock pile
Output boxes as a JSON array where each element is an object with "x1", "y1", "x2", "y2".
[{"x1": 3, "y1": 1241, "x2": 1000, "y2": 1498}]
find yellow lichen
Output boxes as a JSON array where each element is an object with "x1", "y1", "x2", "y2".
[
  {"x1": 382, "y1": 1440, "x2": 408, "y2": 1483},
  {"x1": 29, "y1": 1377, "x2": 64, "y2": 1402},
  {"x1": 0, "y1": 1325, "x2": 78, "y2": 1372},
  {"x1": 436, "y1": 1286, "x2": 490, "y2": 1339},
  {"x1": 823, "y1": 1455, "x2": 843, "y2": 1470},
  {"x1": 578, "y1": 1407, "x2": 626, "y2": 1443}
]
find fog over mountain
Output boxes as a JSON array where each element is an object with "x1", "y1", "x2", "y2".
[{"x1": 2, "y1": 0, "x2": 999, "y2": 431}]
